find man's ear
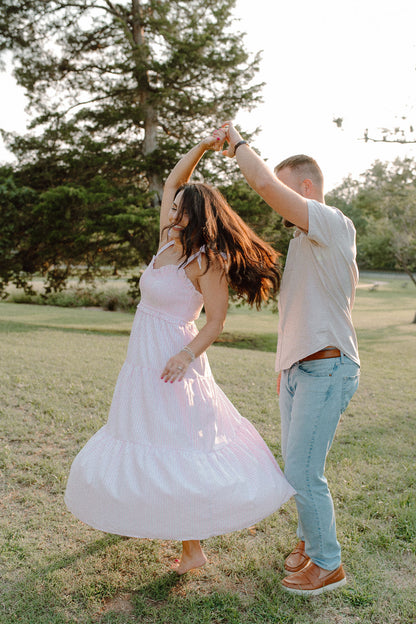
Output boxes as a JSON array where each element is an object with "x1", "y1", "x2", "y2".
[{"x1": 301, "y1": 178, "x2": 314, "y2": 197}]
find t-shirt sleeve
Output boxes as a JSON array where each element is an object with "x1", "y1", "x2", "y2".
[{"x1": 307, "y1": 199, "x2": 351, "y2": 247}]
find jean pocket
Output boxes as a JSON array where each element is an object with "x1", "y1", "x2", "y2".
[
  {"x1": 298, "y1": 359, "x2": 338, "y2": 378},
  {"x1": 341, "y1": 372, "x2": 360, "y2": 413}
]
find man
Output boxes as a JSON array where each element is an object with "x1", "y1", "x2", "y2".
[{"x1": 222, "y1": 123, "x2": 360, "y2": 596}]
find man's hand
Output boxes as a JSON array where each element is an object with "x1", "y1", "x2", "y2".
[
  {"x1": 220, "y1": 121, "x2": 244, "y2": 158},
  {"x1": 277, "y1": 371, "x2": 282, "y2": 396}
]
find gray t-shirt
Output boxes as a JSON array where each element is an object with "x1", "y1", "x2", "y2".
[{"x1": 275, "y1": 199, "x2": 360, "y2": 371}]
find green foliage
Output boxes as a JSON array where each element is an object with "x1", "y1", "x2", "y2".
[
  {"x1": 126, "y1": 272, "x2": 144, "y2": 301},
  {"x1": 327, "y1": 157, "x2": 416, "y2": 279},
  {"x1": 7, "y1": 284, "x2": 139, "y2": 312},
  {"x1": 0, "y1": 0, "x2": 263, "y2": 292},
  {"x1": 0, "y1": 0, "x2": 261, "y2": 192},
  {"x1": 0, "y1": 167, "x2": 159, "y2": 294},
  {"x1": 0, "y1": 171, "x2": 39, "y2": 297}
]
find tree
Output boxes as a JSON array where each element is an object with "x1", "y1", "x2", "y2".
[
  {"x1": 0, "y1": 170, "x2": 38, "y2": 296},
  {"x1": 327, "y1": 158, "x2": 416, "y2": 321},
  {"x1": 364, "y1": 122, "x2": 416, "y2": 145},
  {"x1": 0, "y1": 0, "x2": 263, "y2": 292},
  {"x1": 0, "y1": 0, "x2": 262, "y2": 197},
  {"x1": 0, "y1": 166, "x2": 161, "y2": 297}
]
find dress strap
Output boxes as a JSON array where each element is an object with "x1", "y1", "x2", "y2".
[
  {"x1": 183, "y1": 246, "x2": 206, "y2": 270},
  {"x1": 155, "y1": 240, "x2": 174, "y2": 257}
]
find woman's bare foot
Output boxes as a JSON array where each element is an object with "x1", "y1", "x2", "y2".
[{"x1": 171, "y1": 540, "x2": 207, "y2": 575}]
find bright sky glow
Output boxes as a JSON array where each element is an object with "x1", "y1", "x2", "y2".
[
  {"x1": 1, "y1": 0, "x2": 416, "y2": 191},
  {"x1": 235, "y1": 0, "x2": 416, "y2": 190}
]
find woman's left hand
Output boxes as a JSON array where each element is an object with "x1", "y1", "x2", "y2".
[
  {"x1": 200, "y1": 128, "x2": 227, "y2": 152},
  {"x1": 161, "y1": 351, "x2": 192, "y2": 383}
]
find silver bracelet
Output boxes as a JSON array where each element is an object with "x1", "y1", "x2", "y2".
[{"x1": 181, "y1": 346, "x2": 195, "y2": 361}]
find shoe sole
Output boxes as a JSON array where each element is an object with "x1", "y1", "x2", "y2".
[{"x1": 282, "y1": 577, "x2": 347, "y2": 596}]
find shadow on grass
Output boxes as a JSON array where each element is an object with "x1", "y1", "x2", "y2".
[
  {"x1": 214, "y1": 332, "x2": 277, "y2": 352},
  {"x1": 1, "y1": 537, "x2": 245, "y2": 624},
  {"x1": 0, "y1": 320, "x2": 277, "y2": 352},
  {"x1": 0, "y1": 533, "x2": 306, "y2": 624},
  {"x1": 0, "y1": 319, "x2": 131, "y2": 337},
  {"x1": 130, "y1": 572, "x2": 309, "y2": 624},
  {"x1": 2, "y1": 531, "x2": 392, "y2": 624},
  {"x1": 0, "y1": 534, "x2": 130, "y2": 624},
  {"x1": 356, "y1": 323, "x2": 416, "y2": 346},
  {"x1": 130, "y1": 583, "x2": 246, "y2": 624}
]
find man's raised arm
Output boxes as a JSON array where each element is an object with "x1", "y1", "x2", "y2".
[{"x1": 222, "y1": 122, "x2": 309, "y2": 232}]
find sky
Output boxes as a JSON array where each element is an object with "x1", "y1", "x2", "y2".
[
  {"x1": 234, "y1": 0, "x2": 416, "y2": 190},
  {"x1": 0, "y1": 0, "x2": 416, "y2": 191}
]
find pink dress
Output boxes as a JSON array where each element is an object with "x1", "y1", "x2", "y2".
[{"x1": 65, "y1": 242, "x2": 295, "y2": 540}]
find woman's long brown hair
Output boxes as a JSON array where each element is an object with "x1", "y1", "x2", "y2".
[{"x1": 170, "y1": 183, "x2": 281, "y2": 308}]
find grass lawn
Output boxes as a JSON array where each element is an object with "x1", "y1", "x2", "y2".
[{"x1": 0, "y1": 276, "x2": 415, "y2": 624}]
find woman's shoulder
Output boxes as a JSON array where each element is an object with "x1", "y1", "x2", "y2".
[{"x1": 186, "y1": 247, "x2": 226, "y2": 276}]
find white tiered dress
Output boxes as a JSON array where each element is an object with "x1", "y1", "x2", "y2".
[{"x1": 65, "y1": 241, "x2": 295, "y2": 540}]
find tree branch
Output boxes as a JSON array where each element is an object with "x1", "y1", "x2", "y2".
[
  {"x1": 101, "y1": 0, "x2": 136, "y2": 48},
  {"x1": 364, "y1": 130, "x2": 416, "y2": 145}
]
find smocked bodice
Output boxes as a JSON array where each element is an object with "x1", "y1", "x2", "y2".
[{"x1": 138, "y1": 244, "x2": 204, "y2": 324}]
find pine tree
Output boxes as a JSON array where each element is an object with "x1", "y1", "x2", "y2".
[
  {"x1": 0, "y1": 0, "x2": 263, "y2": 291},
  {"x1": 0, "y1": 0, "x2": 262, "y2": 200}
]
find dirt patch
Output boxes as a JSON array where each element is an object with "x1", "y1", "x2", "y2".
[{"x1": 93, "y1": 593, "x2": 134, "y2": 621}]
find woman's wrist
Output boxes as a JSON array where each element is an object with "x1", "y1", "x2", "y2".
[
  {"x1": 199, "y1": 136, "x2": 216, "y2": 151},
  {"x1": 181, "y1": 345, "x2": 195, "y2": 362},
  {"x1": 198, "y1": 138, "x2": 209, "y2": 150}
]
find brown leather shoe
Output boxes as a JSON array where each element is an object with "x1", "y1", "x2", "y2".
[
  {"x1": 284, "y1": 541, "x2": 311, "y2": 574},
  {"x1": 282, "y1": 562, "x2": 346, "y2": 596}
]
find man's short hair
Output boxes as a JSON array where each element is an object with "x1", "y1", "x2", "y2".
[{"x1": 274, "y1": 154, "x2": 324, "y2": 189}]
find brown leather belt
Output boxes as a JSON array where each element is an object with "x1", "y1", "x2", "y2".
[{"x1": 300, "y1": 348, "x2": 341, "y2": 363}]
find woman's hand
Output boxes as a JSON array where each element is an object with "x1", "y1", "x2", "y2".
[
  {"x1": 200, "y1": 128, "x2": 227, "y2": 152},
  {"x1": 161, "y1": 350, "x2": 193, "y2": 383}
]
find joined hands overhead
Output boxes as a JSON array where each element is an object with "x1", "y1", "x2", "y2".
[{"x1": 201, "y1": 122, "x2": 245, "y2": 158}]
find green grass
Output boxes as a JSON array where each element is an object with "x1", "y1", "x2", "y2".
[{"x1": 0, "y1": 277, "x2": 415, "y2": 624}]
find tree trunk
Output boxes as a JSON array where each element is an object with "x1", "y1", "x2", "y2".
[
  {"x1": 143, "y1": 103, "x2": 164, "y2": 204},
  {"x1": 132, "y1": 0, "x2": 163, "y2": 206},
  {"x1": 394, "y1": 252, "x2": 416, "y2": 287}
]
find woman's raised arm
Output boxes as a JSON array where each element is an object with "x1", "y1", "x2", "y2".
[{"x1": 159, "y1": 130, "x2": 226, "y2": 243}]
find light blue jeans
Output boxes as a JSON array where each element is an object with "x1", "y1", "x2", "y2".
[{"x1": 279, "y1": 353, "x2": 360, "y2": 571}]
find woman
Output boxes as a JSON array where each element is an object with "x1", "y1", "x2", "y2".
[{"x1": 64, "y1": 130, "x2": 295, "y2": 575}]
